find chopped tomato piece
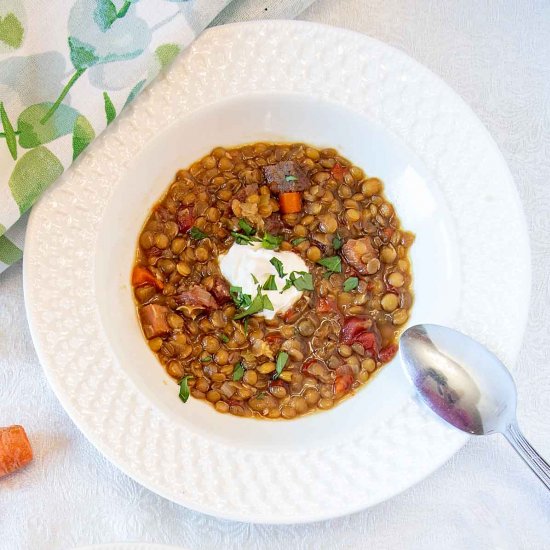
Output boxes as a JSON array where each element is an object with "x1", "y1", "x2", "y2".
[
  {"x1": 279, "y1": 192, "x2": 302, "y2": 214},
  {"x1": 280, "y1": 308, "x2": 296, "y2": 323},
  {"x1": 176, "y1": 207, "x2": 194, "y2": 233},
  {"x1": 378, "y1": 343, "x2": 398, "y2": 363},
  {"x1": 334, "y1": 375, "x2": 354, "y2": 394},
  {"x1": 301, "y1": 357, "x2": 317, "y2": 373},
  {"x1": 383, "y1": 227, "x2": 395, "y2": 239},
  {"x1": 132, "y1": 266, "x2": 163, "y2": 290},
  {"x1": 265, "y1": 332, "x2": 283, "y2": 345},
  {"x1": 341, "y1": 316, "x2": 380, "y2": 356},
  {"x1": 317, "y1": 296, "x2": 338, "y2": 313},
  {"x1": 331, "y1": 162, "x2": 348, "y2": 182}
]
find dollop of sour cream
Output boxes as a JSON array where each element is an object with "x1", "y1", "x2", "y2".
[{"x1": 219, "y1": 243, "x2": 309, "y2": 320}]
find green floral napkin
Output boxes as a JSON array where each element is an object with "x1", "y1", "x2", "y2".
[{"x1": 0, "y1": 0, "x2": 316, "y2": 273}]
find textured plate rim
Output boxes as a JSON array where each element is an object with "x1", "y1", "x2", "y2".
[{"x1": 23, "y1": 20, "x2": 531, "y2": 524}]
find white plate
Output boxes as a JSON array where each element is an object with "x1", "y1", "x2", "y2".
[{"x1": 24, "y1": 21, "x2": 530, "y2": 523}]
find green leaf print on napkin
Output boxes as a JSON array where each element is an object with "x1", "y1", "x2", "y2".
[
  {"x1": 103, "y1": 92, "x2": 116, "y2": 124},
  {"x1": 72, "y1": 115, "x2": 95, "y2": 160},
  {"x1": 124, "y1": 79, "x2": 146, "y2": 107},
  {"x1": 0, "y1": 13, "x2": 24, "y2": 49},
  {"x1": 9, "y1": 146, "x2": 63, "y2": 214},
  {"x1": 18, "y1": 103, "x2": 79, "y2": 148},
  {"x1": 155, "y1": 44, "x2": 181, "y2": 70},
  {"x1": 0, "y1": 102, "x2": 18, "y2": 160},
  {"x1": 94, "y1": 0, "x2": 132, "y2": 31},
  {"x1": 0, "y1": 234, "x2": 23, "y2": 265},
  {"x1": 68, "y1": 36, "x2": 100, "y2": 70}
]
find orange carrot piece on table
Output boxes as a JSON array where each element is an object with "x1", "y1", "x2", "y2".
[
  {"x1": 279, "y1": 192, "x2": 302, "y2": 214},
  {"x1": 0, "y1": 425, "x2": 33, "y2": 478}
]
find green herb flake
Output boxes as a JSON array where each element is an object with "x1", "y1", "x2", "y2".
[
  {"x1": 291, "y1": 237, "x2": 307, "y2": 246},
  {"x1": 280, "y1": 271, "x2": 313, "y2": 292},
  {"x1": 261, "y1": 232, "x2": 283, "y2": 250},
  {"x1": 178, "y1": 375, "x2": 193, "y2": 403},
  {"x1": 332, "y1": 234, "x2": 343, "y2": 250},
  {"x1": 251, "y1": 273, "x2": 259, "y2": 284},
  {"x1": 233, "y1": 291, "x2": 265, "y2": 320},
  {"x1": 219, "y1": 334, "x2": 229, "y2": 343},
  {"x1": 263, "y1": 274, "x2": 277, "y2": 291},
  {"x1": 343, "y1": 277, "x2": 359, "y2": 292},
  {"x1": 292, "y1": 271, "x2": 314, "y2": 291},
  {"x1": 232, "y1": 362, "x2": 245, "y2": 381},
  {"x1": 262, "y1": 294, "x2": 274, "y2": 311},
  {"x1": 270, "y1": 257, "x2": 286, "y2": 278},
  {"x1": 201, "y1": 356, "x2": 213, "y2": 362},
  {"x1": 231, "y1": 231, "x2": 259, "y2": 245},
  {"x1": 230, "y1": 286, "x2": 252, "y2": 309},
  {"x1": 280, "y1": 272, "x2": 296, "y2": 293},
  {"x1": 189, "y1": 227, "x2": 207, "y2": 240},
  {"x1": 285, "y1": 174, "x2": 298, "y2": 182},
  {"x1": 238, "y1": 218, "x2": 256, "y2": 236},
  {"x1": 243, "y1": 317, "x2": 249, "y2": 335},
  {"x1": 317, "y1": 255, "x2": 342, "y2": 273},
  {"x1": 256, "y1": 391, "x2": 265, "y2": 400},
  {"x1": 274, "y1": 351, "x2": 289, "y2": 379}
]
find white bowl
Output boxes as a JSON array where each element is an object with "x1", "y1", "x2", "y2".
[{"x1": 97, "y1": 92, "x2": 460, "y2": 449}]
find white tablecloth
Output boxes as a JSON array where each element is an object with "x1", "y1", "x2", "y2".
[{"x1": 2, "y1": 1, "x2": 549, "y2": 549}]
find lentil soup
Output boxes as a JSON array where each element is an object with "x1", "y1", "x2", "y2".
[{"x1": 133, "y1": 143, "x2": 414, "y2": 419}]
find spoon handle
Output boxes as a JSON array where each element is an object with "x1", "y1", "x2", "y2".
[{"x1": 504, "y1": 422, "x2": 550, "y2": 491}]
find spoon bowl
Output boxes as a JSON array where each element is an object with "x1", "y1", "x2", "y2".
[{"x1": 400, "y1": 324, "x2": 550, "y2": 490}]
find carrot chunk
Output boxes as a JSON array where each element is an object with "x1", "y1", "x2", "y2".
[
  {"x1": 279, "y1": 192, "x2": 302, "y2": 214},
  {"x1": 132, "y1": 265, "x2": 163, "y2": 290},
  {"x1": 0, "y1": 426, "x2": 33, "y2": 478}
]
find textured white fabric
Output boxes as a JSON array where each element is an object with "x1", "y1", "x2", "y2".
[{"x1": 1, "y1": 1, "x2": 549, "y2": 549}]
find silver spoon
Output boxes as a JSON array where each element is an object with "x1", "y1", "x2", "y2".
[{"x1": 400, "y1": 323, "x2": 550, "y2": 490}]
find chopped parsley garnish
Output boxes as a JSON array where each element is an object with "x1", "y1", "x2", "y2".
[
  {"x1": 317, "y1": 255, "x2": 342, "y2": 273},
  {"x1": 285, "y1": 174, "x2": 298, "y2": 182},
  {"x1": 201, "y1": 356, "x2": 212, "y2": 362},
  {"x1": 178, "y1": 375, "x2": 193, "y2": 403},
  {"x1": 219, "y1": 334, "x2": 229, "y2": 343},
  {"x1": 343, "y1": 277, "x2": 359, "y2": 291},
  {"x1": 273, "y1": 351, "x2": 289, "y2": 379},
  {"x1": 270, "y1": 257, "x2": 286, "y2": 278},
  {"x1": 231, "y1": 226, "x2": 281, "y2": 249},
  {"x1": 263, "y1": 274, "x2": 277, "y2": 290},
  {"x1": 233, "y1": 290, "x2": 265, "y2": 319},
  {"x1": 238, "y1": 218, "x2": 256, "y2": 236},
  {"x1": 256, "y1": 392, "x2": 266, "y2": 400},
  {"x1": 230, "y1": 286, "x2": 252, "y2": 309},
  {"x1": 262, "y1": 293, "x2": 274, "y2": 311},
  {"x1": 280, "y1": 271, "x2": 314, "y2": 292},
  {"x1": 291, "y1": 237, "x2": 307, "y2": 246},
  {"x1": 189, "y1": 227, "x2": 207, "y2": 240},
  {"x1": 232, "y1": 362, "x2": 245, "y2": 381},
  {"x1": 332, "y1": 234, "x2": 343, "y2": 250},
  {"x1": 231, "y1": 231, "x2": 260, "y2": 245},
  {"x1": 233, "y1": 288, "x2": 274, "y2": 320},
  {"x1": 293, "y1": 272, "x2": 314, "y2": 291},
  {"x1": 261, "y1": 232, "x2": 283, "y2": 250}
]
